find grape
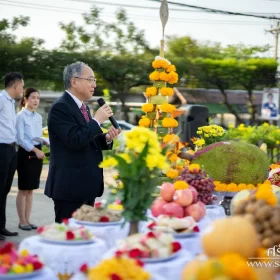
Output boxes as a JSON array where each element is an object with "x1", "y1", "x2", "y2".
[{"x1": 177, "y1": 166, "x2": 216, "y2": 205}]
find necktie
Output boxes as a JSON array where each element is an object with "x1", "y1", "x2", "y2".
[{"x1": 80, "y1": 104, "x2": 90, "y2": 123}]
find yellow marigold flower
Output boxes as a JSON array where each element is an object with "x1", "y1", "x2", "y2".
[
  {"x1": 166, "y1": 64, "x2": 176, "y2": 73},
  {"x1": 197, "y1": 130, "x2": 202, "y2": 135},
  {"x1": 159, "y1": 72, "x2": 169, "y2": 82},
  {"x1": 88, "y1": 257, "x2": 151, "y2": 280},
  {"x1": 168, "y1": 71, "x2": 179, "y2": 84},
  {"x1": 12, "y1": 264, "x2": 25, "y2": 274},
  {"x1": 162, "y1": 118, "x2": 178, "y2": 128},
  {"x1": 220, "y1": 253, "x2": 257, "y2": 280},
  {"x1": 246, "y1": 184, "x2": 256, "y2": 190},
  {"x1": 99, "y1": 157, "x2": 118, "y2": 168},
  {"x1": 138, "y1": 117, "x2": 151, "y2": 127},
  {"x1": 188, "y1": 164, "x2": 200, "y2": 172},
  {"x1": 160, "y1": 104, "x2": 176, "y2": 113},
  {"x1": 152, "y1": 59, "x2": 169, "y2": 69},
  {"x1": 149, "y1": 71, "x2": 160, "y2": 81},
  {"x1": 227, "y1": 183, "x2": 238, "y2": 192},
  {"x1": 176, "y1": 165, "x2": 184, "y2": 171},
  {"x1": 270, "y1": 163, "x2": 280, "y2": 170},
  {"x1": 145, "y1": 86, "x2": 157, "y2": 97},
  {"x1": 168, "y1": 153, "x2": 178, "y2": 163},
  {"x1": 25, "y1": 264, "x2": 33, "y2": 273},
  {"x1": 166, "y1": 169, "x2": 179, "y2": 179},
  {"x1": 237, "y1": 183, "x2": 247, "y2": 190},
  {"x1": 256, "y1": 189, "x2": 277, "y2": 206},
  {"x1": 142, "y1": 103, "x2": 154, "y2": 113},
  {"x1": 163, "y1": 134, "x2": 179, "y2": 144},
  {"x1": 20, "y1": 249, "x2": 29, "y2": 257},
  {"x1": 160, "y1": 87, "x2": 174, "y2": 96},
  {"x1": 194, "y1": 139, "x2": 205, "y2": 147},
  {"x1": 174, "y1": 180, "x2": 188, "y2": 190}
]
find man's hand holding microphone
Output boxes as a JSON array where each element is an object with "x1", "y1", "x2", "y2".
[{"x1": 94, "y1": 98, "x2": 122, "y2": 141}]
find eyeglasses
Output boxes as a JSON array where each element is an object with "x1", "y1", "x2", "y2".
[{"x1": 74, "y1": 77, "x2": 97, "y2": 83}]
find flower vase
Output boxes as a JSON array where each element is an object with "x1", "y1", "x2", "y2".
[{"x1": 128, "y1": 221, "x2": 139, "y2": 236}]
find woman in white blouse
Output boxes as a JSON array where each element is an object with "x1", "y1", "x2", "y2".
[{"x1": 16, "y1": 88, "x2": 45, "y2": 230}]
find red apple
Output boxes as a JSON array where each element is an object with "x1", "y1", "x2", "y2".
[
  {"x1": 151, "y1": 198, "x2": 167, "y2": 217},
  {"x1": 160, "y1": 182, "x2": 175, "y2": 202},
  {"x1": 163, "y1": 202, "x2": 184, "y2": 218},
  {"x1": 173, "y1": 189, "x2": 193, "y2": 207},
  {"x1": 197, "y1": 201, "x2": 206, "y2": 217},
  {"x1": 189, "y1": 187, "x2": 198, "y2": 203},
  {"x1": 185, "y1": 203, "x2": 204, "y2": 221}
]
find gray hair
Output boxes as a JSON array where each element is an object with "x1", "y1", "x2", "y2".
[{"x1": 63, "y1": 61, "x2": 88, "y2": 89}]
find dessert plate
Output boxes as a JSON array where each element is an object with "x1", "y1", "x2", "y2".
[
  {"x1": 40, "y1": 237, "x2": 95, "y2": 245},
  {"x1": 0, "y1": 269, "x2": 44, "y2": 279},
  {"x1": 73, "y1": 218, "x2": 124, "y2": 227},
  {"x1": 140, "y1": 250, "x2": 180, "y2": 263}
]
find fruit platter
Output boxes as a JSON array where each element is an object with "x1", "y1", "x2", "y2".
[
  {"x1": 72, "y1": 203, "x2": 123, "y2": 226},
  {"x1": 37, "y1": 222, "x2": 94, "y2": 245},
  {"x1": 146, "y1": 215, "x2": 200, "y2": 238},
  {"x1": 115, "y1": 231, "x2": 182, "y2": 263},
  {"x1": 0, "y1": 243, "x2": 44, "y2": 279}
]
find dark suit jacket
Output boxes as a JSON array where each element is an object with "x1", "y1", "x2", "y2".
[{"x1": 44, "y1": 91, "x2": 112, "y2": 202}]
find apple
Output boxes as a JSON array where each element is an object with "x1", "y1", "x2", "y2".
[
  {"x1": 197, "y1": 201, "x2": 206, "y2": 217},
  {"x1": 160, "y1": 182, "x2": 175, "y2": 202},
  {"x1": 185, "y1": 203, "x2": 204, "y2": 221},
  {"x1": 163, "y1": 202, "x2": 184, "y2": 218},
  {"x1": 173, "y1": 189, "x2": 193, "y2": 207},
  {"x1": 151, "y1": 198, "x2": 167, "y2": 217},
  {"x1": 189, "y1": 187, "x2": 198, "y2": 203}
]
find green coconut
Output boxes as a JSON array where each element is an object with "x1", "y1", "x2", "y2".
[{"x1": 192, "y1": 141, "x2": 269, "y2": 185}]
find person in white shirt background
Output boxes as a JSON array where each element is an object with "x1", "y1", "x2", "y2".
[
  {"x1": 0, "y1": 72, "x2": 24, "y2": 240},
  {"x1": 16, "y1": 87, "x2": 45, "y2": 231}
]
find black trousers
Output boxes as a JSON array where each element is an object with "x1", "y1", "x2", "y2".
[
  {"x1": 53, "y1": 199, "x2": 95, "y2": 223},
  {"x1": 0, "y1": 143, "x2": 17, "y2": 229}
]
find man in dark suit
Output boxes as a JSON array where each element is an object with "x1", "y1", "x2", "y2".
[{"x1": 45, "y1": 61, "x2": 121, "y2": 223}]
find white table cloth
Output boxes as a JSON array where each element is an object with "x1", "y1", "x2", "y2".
[
  {"x1": 205, "y1": 205, "x2": 226, "y2": 221},
  {"x1": 102, "y1": 248, "x2": 192, "y2": 280},
  {"x1": 19, "y1": 236, "x2": 107, "y2": 276},
  {"x1": 69, "y1": 218, "x2": 130, "y2": 249}
]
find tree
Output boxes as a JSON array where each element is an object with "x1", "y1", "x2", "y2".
[{"x1": 193, "y1": 58, "x2": 242, "y2": 124}]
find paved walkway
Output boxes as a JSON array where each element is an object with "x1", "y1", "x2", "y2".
[{"x1": 3, "y1": 165, "x2": 113, "y2": 245}]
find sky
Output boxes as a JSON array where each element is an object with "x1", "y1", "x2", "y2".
[{"x1": 1, "y1": 0, "x2": 280, "y2": 57}]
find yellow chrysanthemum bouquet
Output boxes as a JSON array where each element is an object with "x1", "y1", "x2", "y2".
[
  {"x1": 194, "y1": 124, "x2": 226, "y2": 149},
  {"x1": 139, "y1": 56, "x2": 179, "y2": 137},
  {"x1": 99, "y1": 127, "x2": 169, "y2": 223}
]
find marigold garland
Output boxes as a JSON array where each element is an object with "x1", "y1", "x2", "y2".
[
  {"x1": 141, "y1": 104, "x2": 154, "y2": 113},
  {"x1": 138, "y1": 117, "x2": 151, "y2": 127},
  {"x1": 160, "y1": 104, "x2": 176, "y2": 113},
  {"x1": 160, "y1": 87, "x2": 174, "y2": 96},
  {"x1": 145, "y1": 87, "x2": 157, "y2": 97},
  {"x1": 163, "y1": 134, "x2": 179, "y2": 144},
  {"x1": 162, "y1": 118, "x2": 178, "y2": 128},
  {"x1": 166, "y1": 169, "x2": 179, "y2": 179}
]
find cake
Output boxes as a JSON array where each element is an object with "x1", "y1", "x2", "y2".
[
  {"x1": 0, "y1": 243, "x2": 44, "y2": 275},
  {"x1": 37, "y1": 223, "x2": 93, "y2": 241},
  {"x1": 147, "y1": 215, "x2": 200, "y2": 234},
  {"x1": 72, "y1": 203, "x2": 122, "y2": 223},
  {"x1": 116, "y1": 231, "x2": 181, "y2": 259}
]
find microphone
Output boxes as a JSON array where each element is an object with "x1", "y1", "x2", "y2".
[
  {"x1": 28, "y1": 152, "x2": 50, "y2": 160},
  {"x1": 97, "y1": 98, "x2": 120, "y2": 129}
]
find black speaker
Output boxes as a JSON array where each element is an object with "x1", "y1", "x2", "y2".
[{"x1": 178, "y1": 105, "x2": 209, "y2": 144}]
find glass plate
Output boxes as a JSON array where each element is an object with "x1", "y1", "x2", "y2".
[
  {"x1": 73, "y1": 218, "x2": 124, "y2": 227},
  {"x1": 40, "y1": 237, "x2": 95, "y2": 245},
  {"x1": 140, "y1": 250, "x2": 180, "y2": 263},
  {"x1": 173, "y1": 231, "x2": 199, "y2": 238},
  {"x1": 0, "y1": 269, "x2": 44, "y2": 279}
]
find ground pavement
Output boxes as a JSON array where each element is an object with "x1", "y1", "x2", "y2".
[{"x1": 3, "y1": 165, "x2": 114, "y2": 245}]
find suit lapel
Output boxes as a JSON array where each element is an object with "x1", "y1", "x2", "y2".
[{"x1": 63, "y1": 92, "x2": 86, "y2": 125}]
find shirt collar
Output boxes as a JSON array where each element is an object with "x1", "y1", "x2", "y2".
[
  {"x1": 22, "y1": 108, "x2": 34, "y2": 116},
  {"x1": 66, "y1": 90, "x2": 83, "y2": 109},
  {"x1": 2, "y1": 90, "x2": 15, "y2": 103}
]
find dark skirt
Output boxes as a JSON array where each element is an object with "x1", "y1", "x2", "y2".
[{"x1": 17, "y1": 145, "x2": 43, "y2": 190}]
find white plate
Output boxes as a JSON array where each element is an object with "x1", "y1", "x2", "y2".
[
  {"x1": 73, "y1": 218, "x2": 124, "y2": 227},
  {"x1": 0, "y1": 269, "x2": 44, "y2": 279},
  {"x1": 140, "y1": 250, "x2": 180, "y2": 263},
  {"x1": 206, "y1": 205, "x2": 219, "y2": 209},
  {"x1": 173, "y1": 231, "x2": 199, "y2": 238},
  {"x1": 40, "y1": 237, "x2": 95, "y2": 245}
]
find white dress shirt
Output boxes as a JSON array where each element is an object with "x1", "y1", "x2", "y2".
[
  {"x1": 16, "y1": 108, "x2": 42, "y2": 152},
  {"x1": 0, "y1": 90, "x2": 17, "y2": 144}
]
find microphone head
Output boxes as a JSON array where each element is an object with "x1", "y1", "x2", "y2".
[{"x1": 97, "y1": 98, "x2": 106, "y2": 107}]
